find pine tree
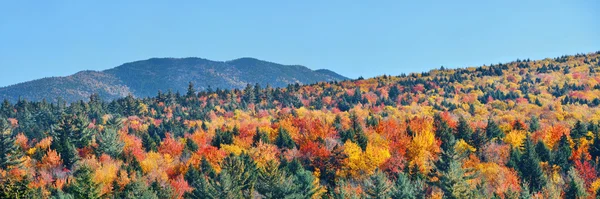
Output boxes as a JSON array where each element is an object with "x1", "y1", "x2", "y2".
[
  {"x1": 255, "y1": 161, "x2": 297, "y2": 198},
  {"x1": 534, "y1": 141, "x2": 551, "y2": 162},
  {"x1": 519, "y1": 135, "x2": 547, "y2": 193},
  {"x1": 275, "y1": 127, "x2": 296, "y2": 150},
  {"x1": 96, "y1": 127, "x2": 124, "y2": 158},
  {"x1": 186, "y1": 81, "x2": 196, "y2": 98},
  {"x1": 430, "y1": 121, "x2": 476, "y2": 199},
  {"x1": 66, "y1": 165, "x2": 101, "y2": 199},
  {"x1": 363, "y1": 170, "x2": 393, "y2": 199},
  {"x1": 486, "y1": 118, "x2": 504, "y2": 140},
  {"x1": 571, "y1": 120, "x2": 587, "y2": 141},
  {"x1": 552, "y1": 134, "x2": 572, "y2": 172},
  {"x1": 252, "y1": 127, "x2": 270, "y2": 147},
  {"x1": 529, "y1": 116, "x2": 540, "y2": 132},
  {"x1": 391, "y1": 172, "x2": 424, "y2": 199},
  {"x1": 565, "y1": 167, "x2": 588, "y2": 199},
  {"x1": 114, "y1": 173, "x2": 159, "y2": 199},
  {"x1": 0, "y1": 119, "x2": 22, "y2": 170}
]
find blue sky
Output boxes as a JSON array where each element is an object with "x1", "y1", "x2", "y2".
[{"x1": 0, "y1": 1, "x2": 598, "y2": 87}]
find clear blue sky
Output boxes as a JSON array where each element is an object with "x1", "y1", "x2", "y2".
[{"x1": 1, "y1": 1, "x2": 598, "y2": 87}]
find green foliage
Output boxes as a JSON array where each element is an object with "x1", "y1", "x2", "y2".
[
  {"x1": 0, "y1": 119, "x2": 22, "y2": 170},
  {"x1": 65, "y1": 165, "x2": 101, "y2": 199},
  {"x1": 362, "y1": 170, "x2": 393, "y2": 199},
  {"x1": 565, "y1": 167, "x2": 587, "y2": 199},
  {"x1": 96, "y1": 127, "x2": 124, "y2": 158},
  {"x1": 0, "y1": 178, "x2": 34, "y2": 199},
  {"x1": 552, "y1": 134, "x2": 572, "y2": 172},
  {"x1": 518, "y1": 135, "x2": 547, "y2": 193},
  {"x1": 275, "y1": 127, "x2": 296, "y2": 150},
  {"x1": 186, "y1": 154, "x2": 257, "y2": 199},
  {"x1": 534, "y1": 141, "x2": 551, "y2": 163},
  {"x1": 486, "y1": 119, "x2": 504, "y2": 140},
  {"x1": 252, "y1": 127, "x2": 270, "y2": 147},
  {"x1": 391, "y1": 172, "x2": 425, "y2": 199}
]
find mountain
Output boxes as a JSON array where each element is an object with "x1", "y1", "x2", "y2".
[{"x1": 0, "y1": 57, "x2": 348, "y2": 102}]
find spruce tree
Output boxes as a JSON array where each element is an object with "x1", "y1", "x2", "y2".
[
  {"x1": 66, "y1": 166, "x2": 101, "y2": 199},
  {"x1": 534, "y1": 141, "x2": 551, "y2": 162},
  {"x1": 363, "y1": 170, "x2": 393, "y2": 199},
  {"x1": 391, "y1": 172, "x2": 424, "y2": 199},
  {"x1": 519, "y1": 135, "x2": 547, "y2": 193},
  {"x1": 565, "y1": 167, "x2": 587, "y2": 199},
  {"x1": 529, "y1": 116, "x2": 540, "y2": 132},
  {"x1": 0, "y1": 119, "x2": 22, "y2": 170},
  {"x1": 571, "y1": 120, "x2": 587, "y2": 141},
  {"x1": 275, "y1": 127, "x2": 296, "y2": 150},
  {"x1": 486, "y1": 118, "x2": 504, "y2": 140},
  {"x1": 96, "y1": 127, "x2": 124, "y2": 158},
  {"x1": 552, "y1": 134, "x2": 572, "y2": 172}
]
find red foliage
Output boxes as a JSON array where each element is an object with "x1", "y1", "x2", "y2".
[
  {"x1": 159, "y1": 133, "x2": 184, "y2": 157},
  {"x1": 170, "y1": 175, "x2": 192, "y2": 199}
]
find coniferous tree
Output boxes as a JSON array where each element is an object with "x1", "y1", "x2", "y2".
[
  {"x1": 362, "y1": 170, "x2": 393, "y2": 199},
  {"x1": 553, "y1": 134, "x2": 572, "y2": 172},
  {"x1": 96, "y1": 127, "x2": 124, "y2": 158},
  {"x1": 275, "y1": 127, "x2": 296, "y2": 150},
  {"x1": 519, "y1": 135, "x2": 547, "y2": 193},
  {"x1": 486, "y1": 118, "x2": 504, "y2": 140},
  {"x1": 571, "y1": 120, "x2": 587, "y2": 142},
  {"x1": 252, "y1": 127, "x2": 270, "y2": 147},
  {"x1": 0, "y1": 119, "x2": 22, "y2": 170},
  {"x1": 391, "y1": 172, "x2": 425, "y2": 199},
  {"x1": 565, "y1": 167, "x2": 588, "y2": 199},
  {"x1": 456, "y1": 117, "x2": 473, "y2": 144},
  {"x1": 50, "y1": 116, "x2": 80, "y2": 169},
  {"x1": 65, "y1": 165, "x2": 101, "y2": 199},
  {"x1": 529, "y1": 116, "x2": 540, "y2": 132},
  {"x1": 534, "y1": 141, "x2": 551, "y2": 163}
]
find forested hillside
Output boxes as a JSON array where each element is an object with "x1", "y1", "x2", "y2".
[
  {"x1": 0, "y1": 51, "x2": 599, "y2": 198},
  {"x1": 0, "y1": 57, "x2": 347, "y2": 102}
]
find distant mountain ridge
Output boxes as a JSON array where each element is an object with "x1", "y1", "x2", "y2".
[{"x1": 0, "y1": 57, "x2": 348, "y2": 102}]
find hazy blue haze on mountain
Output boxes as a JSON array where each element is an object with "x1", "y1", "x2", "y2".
[
  {"x1": 0, "y1": 57, "x2": 348, "y2": 102},
  {"x1": 0, "y1": 0, "x2": 598, "y2": 87}
]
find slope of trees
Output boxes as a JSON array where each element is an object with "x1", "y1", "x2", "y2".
[{"x1": 0, "y1": 52, "x2": 599, "y2": 198}]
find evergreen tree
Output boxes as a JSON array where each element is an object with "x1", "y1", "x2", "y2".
[
  {"x1": 0, "y1": 119, "x2": 22, "y2": 170},
  {"x1": 0, "y1": 178, "x2": 34, "y2": 199},
  {"x1": 456, "y1": 116, "x2": 473, "y2": 143},
  {"x1": 552, "y1": 134, "x2": 572, "y2": 172},
  {"x1": 65, "y1": 165, "x2": 101, "y2": 199},
  {"x1": 519, "y1": 135, "x2": 547, "y2": 193},
  {"x1": 534, "y1": 141, "x2": 551, "y2": 162},
  {"x1": 255, "y1": 161, "x2": 299, "y2": 198},
  {"x1": 571, "y1": 120, "x2": 588, "y2": 141},
  {"x1": 114, "y1": 173, "x2": 159, "y2": 199},
  {"x1": 96, "y1": 127, "x2": 124, "y2": 158},
  {"x1": 186, "y1": 81, "x2": 196, "y2": 98},
  {"x1": 252, "y1": 127, "x2": 270, "y2": 147},
  {"x1": 485, "y1": 118, "x2": 504, "y2": 140},
  {"x1": 275, "y1": 127, "x2": 296, "y2": 150},
  {"x1": 391, "y1": 172, "x2": 424, "y2": 199},
  {"x1": 430, "y1": 121, "x2": 476, "y2": 199},
  {"x1": 186, "y1": 154, "x2": 258, "y2": 199},
  {"x1": 363, "y1": 170, "x2": 393, "y2": 199},
  {"x1": 529, "y1": 116, "x2": 540, "y2": 132},
  {"x1": 565, "y1": 167, "x2": 588, "y2": 199},
  {"x1": 590, "y1": 133, "x2": 600, "y2": 161}
]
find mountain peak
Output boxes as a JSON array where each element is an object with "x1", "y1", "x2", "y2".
[{"x1": 0, "y1": 57, "x2": 348, "y2": 102}]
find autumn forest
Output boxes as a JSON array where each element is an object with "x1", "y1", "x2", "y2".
[{"x1": 2, "y1": 52, "x2": 600, "y2": 199}]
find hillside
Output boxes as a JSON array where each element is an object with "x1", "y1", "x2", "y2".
[
  {"x1": 1, "y1": 51, "x2": 600, "y2": 198},
  {"x1": 0, "y1": 57, "x2": 348, "y2": 102}
]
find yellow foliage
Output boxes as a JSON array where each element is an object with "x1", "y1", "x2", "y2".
[
  {"x1": 455, "y1": 139, "x2": 476, "y2": 153},
  {"x1": 341, "y1": 140, "x2": 391, "y2": 179},
  {"x1": 503, "y1": 130, "x2": 527, "y2": 148},
  {"x1": 220, "y1": 144, "x2": 244, "y2": 155},
  {"x1": 407, "y1": 123, "x2": 436, "y2": 173}
]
